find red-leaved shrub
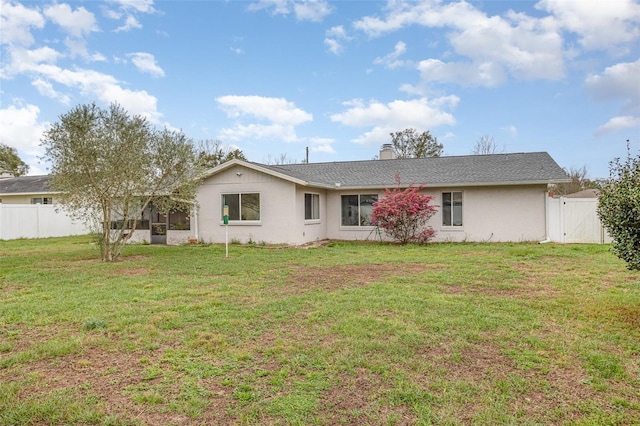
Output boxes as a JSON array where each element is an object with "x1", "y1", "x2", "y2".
[{"x1": 371, "y1": 176, "x2": 438, "y2": 244}]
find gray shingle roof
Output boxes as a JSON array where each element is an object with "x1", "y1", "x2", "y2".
[
  {"x1": 0, "y1": 175, "x2": 52, "y2": 195},
  {"x1": 258, "y1": 152, "x2": 569, "y2": 189}
]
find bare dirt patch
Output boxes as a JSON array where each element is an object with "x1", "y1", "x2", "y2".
[{"x1": 279, "y1": 262, "x2": 430, "y2": 295}]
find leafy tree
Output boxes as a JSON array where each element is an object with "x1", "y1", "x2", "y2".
[
  {"x1": 0, "y1": 143, "x2": 29, "y2": 176},
  {"x1": 471, "y1": 135, "x2": 503, "y2": 155},
  {"x1": 597, "y1": 142, "x2": 640, "y2": 270},
  {"x1": 41, "y1": 103, "x2": 201, "y2": 261},
  {"x1": 197, "y1": 139, "x2": 246, "y2": 169},
  {"x1": 390, "y1": 128, "x2": 443, "y2": 158},
  {"x1": 553, "y1": 165, "x2": 600, "y2": 196},
  {"x1": 371, "y1": 175, "x2": 438, "y2": 244}
]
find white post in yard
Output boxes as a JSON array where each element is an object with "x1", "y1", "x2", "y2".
[{"x1": 223, "y1": 204, "x2": 229, "y2": 257}]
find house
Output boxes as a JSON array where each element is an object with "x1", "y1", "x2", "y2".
[
  {"x1": 182, "y1": 148, "x2": 570, "y2": 245},
  {"x1": 0, "y1": 175, "x2": 58, "y2": 205},
  {"x1": 2, "y1": 148, "x2": 571, "y2": 244}
]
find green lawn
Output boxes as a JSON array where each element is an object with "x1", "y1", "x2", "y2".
[{"x1": 0, "y1": 236, "x2": 638, "y2": 425}]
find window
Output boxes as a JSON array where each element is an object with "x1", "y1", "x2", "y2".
[
  {"x1": 31, "y1": 197, "x2": 52, "y2": 204},
  {"x1": 442, "y1": 191, "x2": 463, "y2": 227},
  {"x1": 169, "y1": 209, "x2": 190, "y2": 230},
  {"x1": 222, "y1": 193, "x2": 260, "y2": 221},
  {"x1": 305, "y1": 193, "x2": 320, "y2": 220},
  {"x1": 341, "y1": 194, "x2": 378, "y2": 226}
]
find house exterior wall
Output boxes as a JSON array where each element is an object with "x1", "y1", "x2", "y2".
[
  {"x1": 432, "y1": 185, "x2": 547, "y2": 242},
  {"x1": 195, "y1": 165, "x2": 549, "y2": 245},
  {"x1": 325, "y1": 185, "x2": 547, "y2": 243},
  {"x1": 325, "y1": 190, "x2": 384, "y2": 241},
  {"x1": 196, "y1": 165, "x2": 301, "y2": 244},
  {"x1": 294, "y1": 185, "x2": 328, "y2": 244}
]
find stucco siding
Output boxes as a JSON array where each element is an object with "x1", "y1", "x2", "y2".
[
  {"x1": 295, "y1": 186, "x2": 328, "y2": 244},
  {"x1": 196, "y1": 165, "x2": 300, "y2": 244},
  {"x1": 195, "y1": 163, "x2": 549, "y2": 245},
  {"x1": 431, "y1": 185, "x2": 547, "y2": 242},
  {"x1": 325, "y1": 190, "x2": 384, "y2": 241},
  {"x1": 324, "y1": 185, "x2": 547, "y2": 243}
]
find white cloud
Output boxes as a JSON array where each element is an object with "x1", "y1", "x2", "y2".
[
  {"x1": 1, "y1": 45, "x2": 62, "y2": 77},
  {"x1": 537, "y1": 0, "x2": 640, "y2": 53},
  {"x1": 448, "y1": 11, "x2": 564, "y2": 81},
  {"x1": 330, "y1": 97, "x2": 457, "y2": 146},
  {"x1": 32, "y1": 78, "x2": 70, "y2": 105},
  {"x1": 586, "y1": 60, "x2": 640, "y2": 137},
  {"x1": 326, "y1": 25, "x2": 347, "y2": 39},
  {"x1": 216, "y1": 95, "x2": 312, "y2": 126},
  {"x1": 595, "y1": 116, "x2": 640, "y2": 136},
  {"x1": 114, "y1": 15, "x2": 142, "y2": 32},
  {"x1": 43, "y1": 3, "x2": 98, "y2": 37},
  {"x1": 308, "y1": 137, "x2": 335, "y2": 153},
  {"x1": 416, "y1": 59, "x2": 507, "y2": 87},
  {"x1": 354, "y1": 1, "x2": 565, "y2": 85},
  {"x1": 218, "y1": 123, "x2": 299, "y2": 143},
  {"x1": 0, "y1": 103, "x2": 48, "y2": 156},
  {"x1": 109, "y1": 0, "x2": 156, "y2": 14},
  {"x1": 7, "y1": 55, "x2": 163, "y2": 122},
  {"x1": 90, "y1": 52, "x2": 107, "y2": 62},
  {"x1": 0, "y1": 0, "x2": 45, "y2": 46},
  {"x1": 374, "y1": 41, "x2": 409, "y2": 69},
  {"x1": 128, "y1": 52, "x2": 165, "y2": 77},
  {"x1": 248, "y1": 0, "x2": 332, "y2": 21},
  {"x1": 293, "y1": 0, "x2": 333, "y2": 22},
  {"x1": 324, "y1": 25, "x2": 349, "y2": 55},
  {"x1": 585, "y1": 60, "x2": 640, "y2": 110},
  {"x1": 216, "y1": 95, "x2": 313, "y2": 143},
  {"x1": 324, "y1": 38, "x2": 343, "y2": 55},
  {"x1": 248, "y1": 0, "x2": 291, "y2": 16}
]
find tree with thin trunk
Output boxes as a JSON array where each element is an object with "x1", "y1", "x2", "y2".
[
  {"x1": 553, "y1": 165, "x2": 600, "y2": 195},
  {"x1": 0, "y1": 143, "x2": 29, "y2": 176},
  {"x1": 41, "y1": 103, "x2": 202, "y2": 261},
  {"x1": 264, "y1": 153, "x2": 298, "y2": 165},
  {"x1": 196, "y1": 139, "x2": 246, "y2": 169},
  {"x1": 390, "y1": 128, "x2": 443, "y2": 158},
  {"x1": 471, "y1": 135, "x2": 503, "y2": 155}
]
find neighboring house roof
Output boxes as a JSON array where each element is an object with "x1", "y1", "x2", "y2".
[
  {"x1": 205, "y1": 152, "x2": 570, "y2": 190},
  {"x1": 565, "y1": 188, "x2": 600, "y2": 198},
  {"x1": 0, "y1": 175, "x2": 55, "y2": 196}
]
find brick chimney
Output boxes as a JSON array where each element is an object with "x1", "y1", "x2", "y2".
[{"x1": 379, "y1": 143, "x2": 395, "y2": 160}]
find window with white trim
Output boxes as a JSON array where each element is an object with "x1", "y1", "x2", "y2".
[
  {"x1": 305, "y1": 193, "x2": 320, "y2": 220},
  {"x1": 341, "y1": 194, "x2": 378, "y2": 226},
  {"x1": 31, "y1": 197, "x2": 52, "y2": 204},
  {"x1": 442, "y1": 191, "x2": 463, "y2": 227},
  {"x1": 222, "y1": 193, "x2": 260, "y2": 221}
]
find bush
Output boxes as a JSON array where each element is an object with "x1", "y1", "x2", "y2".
[
  {"x1": 597, "y1": 144, "x2": 640, "y2": 270},
  {"x1": 371, "y1": 176, "x2": 438, "y2": 244}
]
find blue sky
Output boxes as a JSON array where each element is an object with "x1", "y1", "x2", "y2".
[{"x1": 1, "y1": 0, "x2": 639, "y2": 179}]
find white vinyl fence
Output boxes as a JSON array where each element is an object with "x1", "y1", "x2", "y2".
[
  {"x1": 0, "y1": 204, "x2": 91, "y2": 240},
  {"x1": 547, "y1": 197, "x2": 612, "y2": 244}
]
